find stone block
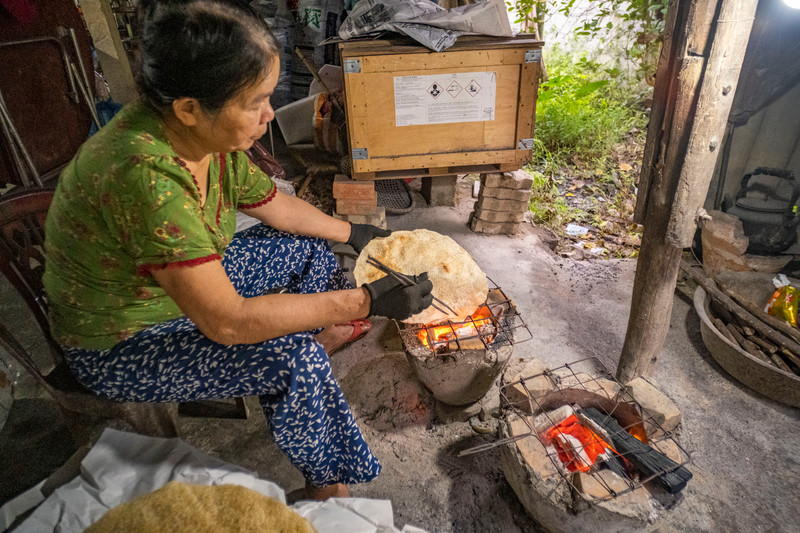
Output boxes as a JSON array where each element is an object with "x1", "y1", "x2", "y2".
[
  {"x1": 744, "y1": 253, "x2": 793, "y2": 273},
  {"x1": 470, "y1": 216, "x2": 520, "y2": 236},
  {"x1": 475, "y1": 195, "x2": 529, "y2": 214},
  {"x1": 332, "y1": 174, "x2": 377, "y2": 200},
  {"x1": 503, "y1": 359, "x2": 554, "y2": 413},
  {"x1": 625, "y1": 377, "x2": 681, "y2": 436},
  {"x1": 702, "y1": 210, "x2": 749, "y2": 254},
  {"x1": 701, "y1": 245, "x2": 751, "y2": 277},
  {"x1": 332, "y1": 206, "x2": 387, "y2": 229},
  {"x1": 336, "y1": 198, "x2": 378, "y2": 215},
  {"x1": 473, "y1": 207, "x2": 525, "y2": 224},
  {"x1": 481, "y1": 169, "x2": 534, "y2": 190},
  {"x1": 482, "y1": 187, "x2": 532, "y2": 202},
  {"x1": 558, "y1": 373, "x2": 622, "y2": 399},
  {"x1": 421, "y1": 175, "x2": 458, "y2": 207},
  {"x1": 574, "y1": 469, "x2": 632, "y2": 501},
  {"x1": 587, "y1": 475, "x2": 652, "y2": 522}
]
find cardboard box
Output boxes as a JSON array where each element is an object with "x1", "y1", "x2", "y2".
[{"x1": 339, "y1": 35, "x2": 543, "y2": 181}]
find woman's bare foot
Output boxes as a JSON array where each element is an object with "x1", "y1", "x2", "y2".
[
  {"x1": 306, "y1": 482, "x2": 349, "y2": 500},
  {"x1": 314, "y1": 319, "x2": 372, "y2": 354}
]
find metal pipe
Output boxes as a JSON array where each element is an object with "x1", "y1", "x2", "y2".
[
  {"x1": 68, "y1": 28, "x2": 94, "y2": 103},
  {"x1": 69, "y1": 62, "x2": 101, "y2": 128},
  {"x1": 0, "y1": 109, "x2": 32, "y2": 188},
  {"x1": 0, "y1": 91, "x2": 42, "y2": 186}
]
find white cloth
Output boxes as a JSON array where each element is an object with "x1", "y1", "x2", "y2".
[{"x1": 11, "y1": 428, "x2": 427, "y2": 533}]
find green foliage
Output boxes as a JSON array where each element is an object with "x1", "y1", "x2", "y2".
[
  {"x1": 509, "y1": 0, "x2": 669, "y2": 83},
  {"x1": 532, "y1": 48, "x2": 645, "y2": 170},
  {"x1": 526, "y1": 169, "x2": 570, "y2": 226}
]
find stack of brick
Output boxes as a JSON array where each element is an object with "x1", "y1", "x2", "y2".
[
  {"x1": 331, "y1": 174, "x2": 387, "y2": 229},
  {"x1": 469, "y1": 170, "x2": 533, "y2": 235}
]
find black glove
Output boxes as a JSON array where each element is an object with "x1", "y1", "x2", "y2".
[
  {"x1": 365, "y1": 272, "x2": 434, "y2": 320},
  {"x1": 346, "y1": 223, "x2": 392, "y2": 254}
]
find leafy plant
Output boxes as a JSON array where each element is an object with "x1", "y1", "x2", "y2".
[
  {"x1": 527, "y1": 168, "x2": 570, "y2": 227},
  {"x1": 532, "y1": 47, "x2": 644, "y2": 170},
  {"x1": 509, "y1": 0, "x2": 668, "y2": 83}
]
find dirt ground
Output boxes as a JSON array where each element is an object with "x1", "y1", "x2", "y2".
[{"x1": 1, "y1": 178, "x2": 799, "y2": 532}]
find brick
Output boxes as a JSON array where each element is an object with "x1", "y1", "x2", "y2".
[
  {"x1": 475, "y1": 195, "x2": 529, "y2": 213},
  {"x1": 702, "y1": 210, "x2": 749, "y2": 254},
  {"x1": 625, "y1": 377, "x2": 681, "y2": 437},
  {"x1": 574, "y1": 469, "x2": 632, "y2": 500},
  {"x1": 482, "y1": 187, "x2": 532, "y2": 202},
  {"x1": 701, "y1": 246, "x2": 751, "y2": 277},
  {"x1": 470, "y1": 217, "x2": 520, "y2": 235},
  {"x1": 701, "y1": 232, "x2": 748, "y2": 257},
  {"x1": 336, "y1": 197, "x2": 378, "y2": 215},
  {"x1": 481, "y1": 169, "x2": 534, "y2": 190},
  {"x1": 577, "y1": 471, "x2": 652, "y2": 522},
  {"x1": 503, "y1": 358, "x2": 553, "y2": 413},
  {"x1": 560, "y1": 373, "x2": 622, "y2": 399},
  {"x1": 332, "y1": 206, "x2": 386, "y2": 229},
  {"x1": 745, "y1": 253, "x2": 793, "y2": 273},
  {"x1": 650, "y1": 437, "x2": 689, "y2": 464},
  {"x1": 332, "y1": 174, "x2": 377, "y2": 200},
  {"x1": 474, "y1": 207, "x2": 525, "y2": 224}
]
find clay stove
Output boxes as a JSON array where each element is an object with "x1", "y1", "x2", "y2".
[
  {"x1": 473, "y1": 358, "x2": 692, "y2": 532},
  {"x1": 398, "y1": 285, "x2": 531, "y2": 406}
]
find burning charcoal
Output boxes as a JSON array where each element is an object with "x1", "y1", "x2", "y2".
[
  {"x1": 540, "y1": 412, "x2": 618, "y2": 473},
  {"x1": 533, "y1": 405, "x2": 575, "y2": 437},
  {"x1": 579, "y1": 408, "x2": 693, "y2": 494}
]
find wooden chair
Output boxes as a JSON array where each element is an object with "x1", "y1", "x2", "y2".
[{"x1": 0, "y1": 187, "x2": 181, "y2": 441}]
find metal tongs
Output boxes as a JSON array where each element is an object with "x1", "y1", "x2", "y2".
[{"x1": 366, "y1": 255, "x2": 458, "y2": 316}]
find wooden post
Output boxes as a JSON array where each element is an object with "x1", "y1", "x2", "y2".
[{"x1": 617, "y1": 0, "x2": 758, "y2": 383}]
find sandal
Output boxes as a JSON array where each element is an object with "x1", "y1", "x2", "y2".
[{"x1": 328, "y1": 318, "x2": 372, "y2": 355}]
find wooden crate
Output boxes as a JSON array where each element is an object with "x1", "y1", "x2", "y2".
[{"x1": 339, "y1": 35, "x2": 543, "y2": 181}]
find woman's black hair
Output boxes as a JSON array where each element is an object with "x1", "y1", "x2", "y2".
[{"x1": 136, "y1": 0, "x2": 280, "y2": 114}]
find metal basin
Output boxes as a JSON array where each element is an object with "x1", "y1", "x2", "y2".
[{"x1": 693, "y1": 285, "x2": 800, "y2": 407}]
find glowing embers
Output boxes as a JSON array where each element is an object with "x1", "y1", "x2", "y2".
[
  {"x1": 543, "y1": 413, "x2": 620, "y2": 473},
  {"x1": 416, "y1": 304, "x2": 497, "y2": 352},
  {"x1": 401, "y1": 285, "x2": 531, "y2": 356}
]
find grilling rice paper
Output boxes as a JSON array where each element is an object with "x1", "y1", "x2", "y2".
[{"x1": 354, "y1": 229, "x2": 488, "y2": 324}]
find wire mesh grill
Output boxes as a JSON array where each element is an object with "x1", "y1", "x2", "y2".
[
  {"x1": 461, "y1": 357, "x2": 692, "y2": 504},
  {"x1": 398, "y1": 280, "x2": 532, "y2": 355}
]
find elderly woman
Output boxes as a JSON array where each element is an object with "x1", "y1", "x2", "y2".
[{"x1": 42, "y1": 0, "x2": 432, "y2": 501}]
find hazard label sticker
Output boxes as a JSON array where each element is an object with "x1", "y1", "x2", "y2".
[
  {"x1": 427, "y1": 82, "x2": 443, "y2": 99},
  {"x1": 446, "y1": 81, "x2": 463, "y2": 98},
  {"x1": 394, "y1": 71, "x2": 496, "y2": 127}
]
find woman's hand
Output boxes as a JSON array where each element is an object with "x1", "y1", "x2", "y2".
[
  {"x1": 347, "y1": 223, "x2": 392, "y2": 254},
  {"x1": 365, "y1": 272, "x2": 433, "y2": 320}
]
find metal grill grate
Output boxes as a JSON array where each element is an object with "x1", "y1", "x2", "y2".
[
  {"x1": 398, "y1": 281, "x2": 532, "y2": 355},
  {"x1": 461, "y1": 357, "x2": 692, "y2": 504}
]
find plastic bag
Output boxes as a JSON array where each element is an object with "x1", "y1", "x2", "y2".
[{"x1": 765, "y1": 274, "x2": 799, "y2": 327}]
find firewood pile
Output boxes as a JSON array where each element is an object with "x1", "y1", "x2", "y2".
[{"x1": 680, "y1": 260, "x2": 800, "y2": 377}]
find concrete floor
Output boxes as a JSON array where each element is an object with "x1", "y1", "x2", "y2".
[{"x1": 1, "y1": 178, "x2": 799, "y2": 532}]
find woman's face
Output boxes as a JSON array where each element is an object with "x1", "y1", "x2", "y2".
[{"x1": 200, "y1": 56, "x2": 280, "y2": 153}]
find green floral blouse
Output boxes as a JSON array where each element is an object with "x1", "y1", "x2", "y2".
[{"x1": 43, "y1": 100, "x2": 275, "y2": 350}]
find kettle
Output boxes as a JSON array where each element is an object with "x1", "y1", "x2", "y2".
[{"x1": 726, "y1": 167, "x2": 800, "y2": 255}]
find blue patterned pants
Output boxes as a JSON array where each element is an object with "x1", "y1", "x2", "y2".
[{"x1": 64, "y1": 225, "x2": 382, "y2": 487}]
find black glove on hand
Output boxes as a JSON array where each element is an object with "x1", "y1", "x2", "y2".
[
  {"x1": 346, "y1": 223, "x2": 392, "y2": 254},
  {"x1": 365, "y1": 272, "x2": 434, "y2": 320}
]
